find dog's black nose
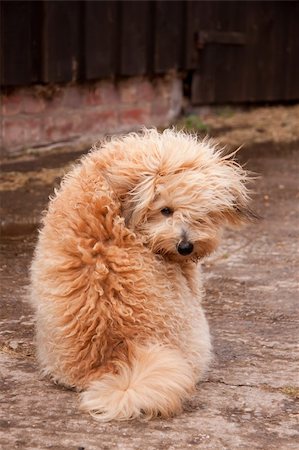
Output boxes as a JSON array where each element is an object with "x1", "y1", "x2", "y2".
[{"x1": 177, "y1": 241, "x2": 194, "y2": 256}]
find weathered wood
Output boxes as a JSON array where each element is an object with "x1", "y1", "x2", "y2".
[
  {"x1": 30, "y1": 2, "x2": 43, "y2": 84},
  {"x1": 185, "y1": 1, "x2": 201, "y2": 71},
  {"x1": 43, "y1": 1, "x2": 81, "y2": 83},
  {"x1": 119, "y1": 1, "x2": 150, "y2": 76},
  {"x1": 213, "y1": 1, "x2": 246, "y2": 104},
  {"x1": 191, "y1": 0, "x2": 299, "y2": 105},
  {"x1": 1, "y1": 1, "x2": 298, "y2": 104},
  {"x1": 85, "y1": 1, "x2": 118, "y2": 79},
  {"x1": 154, "y1": 1, "x2": 184, "y2": 73},
  {"x1": 0, "y1": 1, "x2": 32, "y2": 85},
  {"x1": 285, "y1": 2, "x2": 299, "y2": 100},
  {"x1": 197, "y1": 30, "x2": 246, "y2": 47}
]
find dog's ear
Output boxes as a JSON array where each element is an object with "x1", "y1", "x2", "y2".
[
  {"x1": 212, "y1": 155, "x2": 258, "y2": 228},
  {"x1": 222, "y1": 205, "x2": 260, "y2": 227},
  {"x1": 119, "y1": 174, "x2": 157, "y2": 228},
  {"x1": 234, "y1": 206, "x2": 260, "y2": 223}
]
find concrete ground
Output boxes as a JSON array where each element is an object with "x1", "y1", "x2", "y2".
[{"x1": 0, "y1": 106, "x2": 298, "y2": 449}]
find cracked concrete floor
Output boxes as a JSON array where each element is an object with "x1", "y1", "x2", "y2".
[{"x1": 0, "y1": 137, "x2": 299, "y2": 449}]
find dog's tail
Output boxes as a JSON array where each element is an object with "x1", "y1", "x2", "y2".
[{"x1": 80, "y1": 343, "x2": 195, "y2": 421}]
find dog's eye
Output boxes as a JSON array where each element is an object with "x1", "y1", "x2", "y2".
[{"x1": 161, "y1": 207, "x2": 173, "y2": 216}]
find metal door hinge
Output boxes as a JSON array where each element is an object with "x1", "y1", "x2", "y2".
[{"x1": 197, "y1": 30, "x2": 246, "y2": 49}]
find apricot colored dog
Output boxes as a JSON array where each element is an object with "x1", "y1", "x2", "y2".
[{"x1": 30, "y1": 129, "x2": 251, "y2": 421}]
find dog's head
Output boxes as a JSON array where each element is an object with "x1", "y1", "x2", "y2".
[{"x1": 99, "y1": 129, "x2": 255, "y2": 262}]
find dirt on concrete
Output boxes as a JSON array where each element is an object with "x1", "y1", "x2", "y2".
[{"x1": 0, "y1": 105, "x2": 298, "y2": 449}]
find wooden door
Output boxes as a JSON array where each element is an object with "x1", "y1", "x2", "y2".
[{"x1": 190, "y1": 1, "x2": 299, "y2": 104}]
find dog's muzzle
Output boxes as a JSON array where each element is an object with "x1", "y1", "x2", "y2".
[{"x1": 177, "y1": 240, "x2": 194, "y2": 256}]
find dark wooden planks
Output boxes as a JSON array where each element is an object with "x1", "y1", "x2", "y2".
[
  {"x1": 191, "y1": 1, "x2": 218, "y2": 104},
  {"x1": 245, "y1": 2, "x2": 284, "y2": 102},
  {"x1": 1, "y1": 0, "x2": 298, "y2": 105},
  {"x1": 42, "y1": 1, "x2": 81, "y2": 83},
  {"x1": 241, "y1": 1, "x2": 295, "y2": 103},
  {"x1": 119, "y1": 1, "x2": 150, "y2": 76},
  {"x1": 154, "y1": 1, "x2": 185, "y2": 73},
  {"x1": 30, "y1": 2, "x2": 43, "y2": 84},
  {"x1": 212, "y1": 1, "x2": 246, "y2": 104},
  {"x1": 191, "y1": 0, "x2": 299, "y2": 105},
  {"x1": 185, "y1": 1, "x2": 201, "y2": 71},
  {"x1": 282, "y1": 1, "x2": 299, "y2": 100},
  {"x1": 1, "y1": 1, "x2": 32, "y2": 85},
  {"x1": 85, "y1": 1, "x2": 118, "y2": 79},
  {"x1": 192, "y1": 1, "x2": 249, "y2": 104}
]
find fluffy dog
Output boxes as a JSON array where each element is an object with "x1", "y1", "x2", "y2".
[{"x1": 30, "y1": 128, "x2": 252, "y2": 421}]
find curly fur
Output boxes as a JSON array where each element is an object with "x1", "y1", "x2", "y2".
[{"x1": 30, "y1": 128, "x2": 251, "y2": 421}]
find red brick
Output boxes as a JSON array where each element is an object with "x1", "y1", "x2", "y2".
[
  {"x1": 150, "y1": 96, "x2": 173, "y2": 128},
  {"x1": 138, "y1": 80, "x2": 155, "y2": 102},
  {"x1": 44, "y1": 91, "x2": 64, "y2": 113},
  {"x1": 84, "y1": 85, "x2": 102, "y2": 107},
  {"x1": 119, "y1": 79, "x2": 139, "y2": 104},
  {"x1": 63, "y1": 85, "x2": 85, "y2": 109},
  {"x1": 2, "y1": 117, "x2": 27, "y2": 148},
  {"x1": 151, "y1": 98, "x2": 170, "y2": 117},
  {"x1": 84, "y1": 82, "x2": 118, "y2": 107},
  {"x1": 22, "y1": 94, "x2": 46, "y2": 114},
  {"x1": 44, "y1": 109, "x2": 119, "y2": 144},
  {"x1": 119, "y1": 106, "x2": 151, "y2": 126},
  {"x1": 153, "y1": 78, "x2": 171, "y2": 100},
  {"x1": 81, "y1": 109, "x2": 118, "y2": 135},
  {"x1": 44, "y1": 114, "x2": 82, "y2": 143},
  {"x1": 1, "y1": 116, "x2": 44, "y2": 150},
  {"x1": 1, "y1": 93, "x2": 22, "y2": 116},
  {"x1": 1, "y1": 75, "x2": 183, "y2": 153},
  {"x1": 25, "y1": 117, "x2": 43, "y2": 144},
  {"x1": 150, "y1": 114, "x2": 169, "y2": 129},
  {"x1": 102, "y1": 83, "x2": 119, "y2": 104}
]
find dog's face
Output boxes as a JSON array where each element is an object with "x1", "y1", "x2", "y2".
[
  {"x1": 133, "y1": 177, "x2": 222, "y2": 261},
  {"x1": 131, "y1": 167, "x2": 252, "y2": 262},
  {"x1": 101, "y1": 129, "x2": 253, "y2": 262}
]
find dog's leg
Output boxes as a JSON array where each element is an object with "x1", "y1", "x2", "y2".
[{"x1": 80, "y1": 342, "x2": 195, "y2": 421}]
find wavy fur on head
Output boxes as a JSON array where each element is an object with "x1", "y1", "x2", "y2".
[{"x1": 30, "y1": 128, "x2": 252, "y2": 421}]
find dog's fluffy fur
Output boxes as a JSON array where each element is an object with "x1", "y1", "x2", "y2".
[{"x1": 30, "y1": 129, "x2": 251, "y2": 421}]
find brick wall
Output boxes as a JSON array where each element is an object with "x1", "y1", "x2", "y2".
[{"x1": 0, "y1": 75, "x2": 183, "y2": 157}]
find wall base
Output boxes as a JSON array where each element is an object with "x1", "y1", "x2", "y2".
[{"x1": 0, "y1": 75, "x2": 183, "y2": 157}]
